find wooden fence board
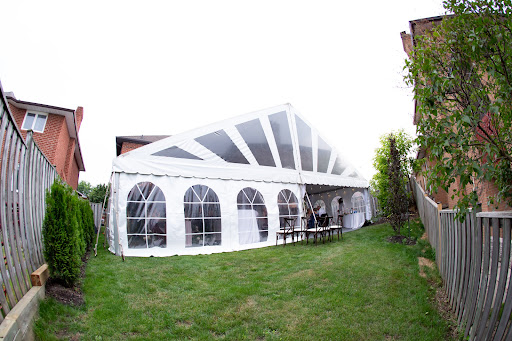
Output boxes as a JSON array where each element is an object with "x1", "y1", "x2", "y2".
[
  {"x1": 470, "y1": 217, "x2": 491, "y2": 340},
  {"x1": 1, "y1": 125, "x2": 23, "y2": 302},
  {"x1": 12, "y1": 137, "x2": 31, "y2": 292},
  {"x1": 486, "y1": 218, "x2": 510, "y2": 340},
  {"x1": 0, "y1": 87, "x2": 59, "y2": 316},
  {"x1": 7, "y1": 135, "x2": 28, "y2": 296},
  {"x1": 476, "y1": 219, "x2": 500, "y2": 340},
  {"x1": 0, "y1": 113, "x2": 14, "y2": 316}
]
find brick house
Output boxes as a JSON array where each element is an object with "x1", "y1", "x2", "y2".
[
  {"x1": 6, "y1": 92, "x2": 85, "y2": 190},
  {"x1": 116, "y1": 135, "x2": 170, "y2": 156},
  {"x1": 401, "y1": 16, "x2": 511, "y2": 212}
]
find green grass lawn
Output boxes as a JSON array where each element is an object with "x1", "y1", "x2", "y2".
[{"x1": 35, "y1": 221, "x2": 453, "y2": 340}]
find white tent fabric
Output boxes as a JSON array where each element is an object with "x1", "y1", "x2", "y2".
[{"x1": 109, "y1": 104, "x2": 369, "y2": 257}]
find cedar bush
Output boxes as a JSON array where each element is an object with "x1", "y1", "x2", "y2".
[
  {"x1": 42, "y1": 180, "x2": 96, "y2": 287},
  {"x1": 80, "y1": 198, "x2": 95, "y2": 248},
  {"x1": 43, "y1": 181, "x2": 81, "y2": 287}
]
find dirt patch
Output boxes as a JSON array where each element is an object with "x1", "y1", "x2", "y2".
[
  {"x1": 387, "y1": 235, "x2": 416, "y2": 245},
  {"x1": 45, "y1": 251, "x2": 90, "y2": 306},
  {"x1": 420, "y1": 232, "x2": 428, "y2": 240},
  {"x1": 434, "y1": 287, "x2": 460, "y2": 339},
  {"x1": 418, "y1": 257, "x2": 435, "y2": 278},
  {"x1": 176, "y1": 320, "x2": 193, "y2": 329}
]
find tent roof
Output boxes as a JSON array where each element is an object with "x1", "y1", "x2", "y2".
[{"x1": 112, "y1": 104, "x2": 368, "y2": 188}]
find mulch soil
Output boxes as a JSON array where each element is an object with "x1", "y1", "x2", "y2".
[
  {"x1": 387, "y1": 235, "x2": 417, "y2": 245},
  {"x1": 45, "y1": 252, "x2": 89, "y2": 306}
]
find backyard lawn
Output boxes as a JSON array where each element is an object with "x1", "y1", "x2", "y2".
[{"x1": 35, "y1": 221, "x2": 453, "y2": 340}]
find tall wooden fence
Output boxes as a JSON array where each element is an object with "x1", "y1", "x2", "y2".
[
  {"x1": 0, "y1": 83, "x2": 57, "y2": 321},
  {"x1": 90, "y1": 202, "x2": 103, "y2": 231},
  {"x1": 411, "y1": 177, "x2": 512, "y2": 340}
]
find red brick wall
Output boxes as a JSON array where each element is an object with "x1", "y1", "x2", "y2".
[
  {"x1": 75, "y1": 106, "x2": 83, "y2": 131},
  {"x1": 480, "y1": 180, "x2": 512, "y2": 212},
  {"x1": 120, "y1": 142, "x2": 145, "y2": 155},
  {"x1": 7, "y1": 103, "x2": 80, "y2": 190},
  {"x1": 67, "y1": 156, "x2": 80, "y2": 190}
]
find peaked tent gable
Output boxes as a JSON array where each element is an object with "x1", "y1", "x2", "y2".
[{"x1": 113, "y1": 104, "x2": 368, "y2": 187}]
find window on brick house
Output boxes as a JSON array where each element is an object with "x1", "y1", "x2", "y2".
[{"x1": 21, "y1": 112, "x2": 47, "y2": 133}]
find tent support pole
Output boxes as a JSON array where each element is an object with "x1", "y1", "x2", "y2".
[{"x1": 94, "y1": 173, "x2": 113, "y2": 257}]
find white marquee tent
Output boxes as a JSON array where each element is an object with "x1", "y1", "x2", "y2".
[{"x1": 107, "y1": 104, "x2": 370, "y2": 257}]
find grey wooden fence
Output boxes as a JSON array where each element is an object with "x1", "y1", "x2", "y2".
[
  {"x1": 412, "y1": 177, "x2": 512, "y2": 340},
  {"x1": 90, "y1": 202, "x2": 102, "y2": 231},
  {"x1": 0, "y1": 83, "x2": 57, "y2": 321}
]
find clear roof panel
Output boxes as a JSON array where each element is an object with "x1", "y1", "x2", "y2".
[
  {"x1": 235, "y1": 119, "x2": 276, "y2": 167},
  {"x1": 195, "y1": 130, "x2": 249, "y2": 164},
  {"x1": 269, "y1": 111, "x2": 295, "y2": 169},
  {"x1": 152, "y1": 146, "x2": 202, "y2": 160},
  {"x1": 331, "y1": 156, "x2": 346, "y2": 175},
  {"x1": 295, "y1": 115, "x2": 313, "y2": 171},
  {"x1": 317, "y1": 136, "x2": 331, "y2": 173}
]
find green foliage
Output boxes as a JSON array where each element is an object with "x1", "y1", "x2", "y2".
[
  {"x1": 405, "y1": 0, "x2": 512, "y2": 216},
  {"x1": 370, "y1": 130, "x2": 415, "y2": 222},
  {"x1": 387, "y1": 136, "x2": 410, "y2": 235},
  {"x1": 89, "y1": 183, "x2": 110, "y2": 204},
  {"x1": 80, "y1": 199, "x2": 95, "y2": 248},
  {"x1": 77, "y1": 181, "x2": 92, "y2": 197},
  {"x1": 43, "y1": 180, "x2": 96, "y2": 287},
  {"x1": 43, "y1": 181, "x2": 81, "y2": 287}
]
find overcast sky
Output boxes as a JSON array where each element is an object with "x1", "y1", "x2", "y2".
[{"x1": 0, "y1": 1, "x2": 445, "y2": 186}]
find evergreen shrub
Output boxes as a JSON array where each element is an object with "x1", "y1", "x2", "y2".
[{"x1": 42, "y1": 180, "x2": 96, "y2": 287}]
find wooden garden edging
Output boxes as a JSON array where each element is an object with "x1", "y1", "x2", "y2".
[{"x1": 411, "y1": 177, "x2": 512, "y2": 340}]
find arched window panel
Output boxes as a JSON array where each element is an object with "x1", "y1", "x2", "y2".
[
  {"x1": 127, "y1": 218, "x2": 145, "y2": 234},
  {"x1": 237, "y1": 188, "x2": 268, "y2": 244},
  {"x1": 127, "y1": 186, "x2": 144, "y2": 201},
  {"x1": 147, "y1": 202, "x2": 166, "y2": 217},
  {"x1": 331, "y1": 156, "x2": 347, "y2": 175},
  {"x1": 317, "y1": 137, "x2": 332, "y2": 173},
  {"x1": 148, "y1": 219, "x2": 166, "y2": 234},
  {"x1": 277, "y1": 189, "x2": 300, "y2": 228},
  {"x1": 126, "y1": 202, "x2": 145, "y2": 218},
  {"x1": 184, "y1": 185, "x2": 222, "y2": 247},
  {"x1": 152, "y1": 146, "x2": 203, "y2": 160},
  {"x1": 138, "y1": 182, "x2": 155, "y2": 200},
  {"x1": 147, "y1": 186, "x2": 166, "y2": 201},
  {"x1": 295, "y1": 115, "x2": 313, "y2": 171},
  {"x1": 269, "y1": 111, "x2": 295, "y2": 170},
  {"x1": 126, "y1": 182, "x2": 166, "y2": 249},
  {"x1": 236, "y1": 119, "x2": 276, "y2": 167},
  {"x1": 195, "y1": 130, "x2": 249, "y2": 164},
  {"x1": 184, "y1": 203, "x2": 202, "y2": 218},
  {"x1": 351, "y1": 192, "x2": 366, "y2": 214}
]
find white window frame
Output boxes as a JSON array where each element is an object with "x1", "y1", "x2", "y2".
[{"x1": 21, "y1": 111, "x2": 48, "y2": 133}]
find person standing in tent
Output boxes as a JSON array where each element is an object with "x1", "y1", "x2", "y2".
[
  {"x1": 308, "y1": 207, "x2": 318, "y2": 229},
  {"x1": 337, "y1": 198, "x2": 345, "y2": 226}
]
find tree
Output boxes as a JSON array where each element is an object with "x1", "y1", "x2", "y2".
[
  {"x1": 387, "y1": 136, "x2": 411, "y2": 235},
  {"x1": 370, "y1": 130, "x2": 415, "y2": 223},
  {"x1": 405, "y1": 0, "x2": 512, "y2": 215},
  {"x1": 89, "y1": 183, "x2": 110, "y2": 204},
  {"x1": 43, "y1": 180, "x2": 81, "y2": 287},
  {"x1": 77, "y1": 181, "x2": 92, "y2": 197}
]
